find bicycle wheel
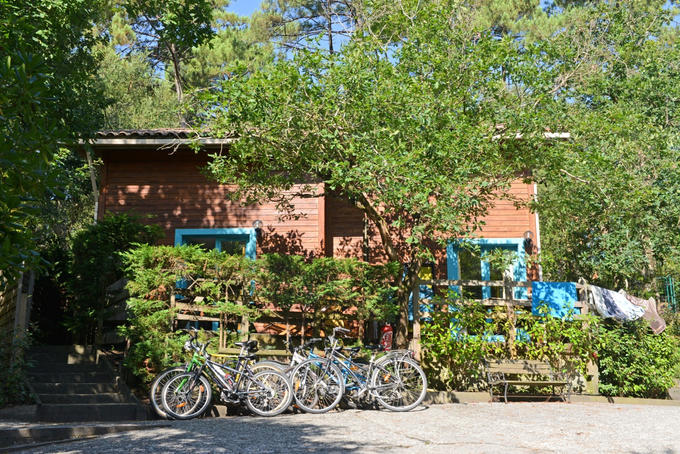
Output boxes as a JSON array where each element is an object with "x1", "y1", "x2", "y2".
[
  {"x1": 161, "y1": 372, "x2": 212, "y2": 420},
  {"x1": 371, "y1": 357, "x2": 427, "y2": 412},
  {"x1": 252, "y1": 360, "x2": 289, "y2": 374},
  {"x1": 243, "y1": 369, "x2": 293, "y2": 417},
  {"x1": 291, "y1": 359, "x2": 344, "y2": 414},
  {"x1": 149, "y1": 366, "x2": 186, "y2": 419}
]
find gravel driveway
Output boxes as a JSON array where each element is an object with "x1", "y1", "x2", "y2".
[{"x1": 14, "y1": 402, "x2": 680, "y2": 453}]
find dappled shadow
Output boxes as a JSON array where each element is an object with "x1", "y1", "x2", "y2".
[
  {"x1": 26, "y1": 412, "x2": 400, "y2": 453},
  {"x1": 259, "y1": 227, "x2": 316, "y2": 258}
]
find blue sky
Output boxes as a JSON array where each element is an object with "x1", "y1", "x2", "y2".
[{"x1": 226, "y1": 0, "x2": 262, "y2": 17}]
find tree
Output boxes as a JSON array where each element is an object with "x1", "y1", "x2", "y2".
[
  {"x1": 99, "y1": 47, "x2": 182, "y2": 129},
  {"x1": 109, "y1": 1, "x2": 275, "y2": 125},
  {"x1": 0, "y1": 0, "x2": 108, "y2": 289},
  {"x1": 260, "y1": 0, "x2": 359, "y2": 53},
  {"x1": 112, "y1": 0, "x2": 217, "y2": 112},
  {"x1": 534, "y1": 1, "x2": 680, "y2": 292},
  {"x1": 200, "y1": 1, "x2": 564, "y2": 347}
]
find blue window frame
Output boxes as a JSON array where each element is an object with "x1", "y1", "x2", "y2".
[
  {"x1": 175, "y1": 228, "x2": 258, "y2": 331},
  {"x1": 174, "y1": 228, "x2": 258, "y2": 260},
  {"x1": 446, "y1": 238, "x2": 528, "y2": 300}
]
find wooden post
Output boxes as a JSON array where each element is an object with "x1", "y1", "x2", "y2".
[
  {"x1": 503, "y1": 273, "x2": 516, "y2": 358},
  {"x1": 412, "y1": 277, "x2": 421, "y2": 361},
  {"x1": 239, "y1": 287, "x2": 250, "y2": 341}
]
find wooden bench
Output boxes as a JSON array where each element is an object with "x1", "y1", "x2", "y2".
[{"x1": 485, "y1": 359, "x2": 572, "y2": 403}]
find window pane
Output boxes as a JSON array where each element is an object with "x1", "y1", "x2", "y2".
[
  {"x1": 221, "y1": 240, "x2": 246, "y2": 256},
  {"x1": 185, "y1": 237, "x2": 217, "y2": 251},
  {"x1": 459, "y1": 249, "x2": 482, "y2": 299},
  {"x1": 488, "y1": 247, "x2": 506, "y2": 299}
]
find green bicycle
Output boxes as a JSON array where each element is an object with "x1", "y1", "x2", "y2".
[{"x1": 160, "y1": 334, "x2": 293, "y2": 418}]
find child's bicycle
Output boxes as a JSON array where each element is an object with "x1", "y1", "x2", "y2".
[{"x1": 159, "y1": 333, "x2": 294, "y2": 418}]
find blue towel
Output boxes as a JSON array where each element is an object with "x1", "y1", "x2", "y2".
[{"x1": 532, "y1": 282, "x2": 580, "y2": 318}]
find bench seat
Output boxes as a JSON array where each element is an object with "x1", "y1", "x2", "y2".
[{"x1": 485, "y1": 359, "x2": 572, "y2": 403}]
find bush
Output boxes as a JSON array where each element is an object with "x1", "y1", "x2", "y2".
[
  {"x1": 596, "y1": 319, "x2": 680, "y2": 398},
  {"x1": 420, "y1": 295, "x2": 599, "y2": 391},
  {"x1": 119, "y1": 247, "x2": 400, "y2": 384},
  {"x1": 66, "y1": 213, "x2": 163, "y2": 343},
  {"x1": 0, "y1": 331, "x2": 33, "y2": 408},
  {"x1": 421, "y1": 293, "x2": 680, "y2": 398},
  {"x1": 119, "y1": 244, "x2": 257, "y2": 383}
]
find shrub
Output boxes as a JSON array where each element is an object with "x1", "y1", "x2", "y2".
[
  {"x1": 420, "y1": 295, "x2": 599, "y2": 391},
  {"x1": 66, "y1": 213, "x2": 163, "y2": 343},
  {"x1": 0, "y1": 331, "x2": 33, "y2": 408},
  {"x1": 596, "y1": 319, "x2": 680, "y2": 398},
  {"x1": 119, "y1": 244, "x2": 257, "y2": 383}
]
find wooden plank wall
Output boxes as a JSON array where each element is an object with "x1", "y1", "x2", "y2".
[
  {"x1": 0, "y1": 282, "x2": 18, "y2": 340},
  {"x1": 100, "y1": 148, "x2": 323, "y2": 256}
]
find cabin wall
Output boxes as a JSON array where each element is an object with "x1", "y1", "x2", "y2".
[
  {"x1": 99, "y1": 147, "x2": 323, "y2": 256},
  {"x1": 99, "y1": 146, "x2": 538, "y2": 275}
]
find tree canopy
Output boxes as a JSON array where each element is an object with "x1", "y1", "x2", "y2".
[
  {"x1": 0, "y1": 0, "x2": 108, "y2": 288},
  {"x1": 200, "y1": 0, "x2": 568, "y2": 346},
  {"x1": 535, "y1": 1, "x2": 680, "y2": 293}
]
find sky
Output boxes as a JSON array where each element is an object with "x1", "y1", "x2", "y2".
[{"x1": 226, "y1": 0, "x2": 262, "y2": 17}]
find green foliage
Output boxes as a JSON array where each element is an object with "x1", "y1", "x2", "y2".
[
  {"x1": 421, "y1": 292, "x2": 680, "y2": 398},
  {"x1": 596, "y1": 320, "x2": 680, "y2": 399},
  {"x1": 0, "y1": 331, "x2": 33, "y2": 408},
  {"x1": 255, "y1": 254, "x2": 399, "y2": 336},
  {"x1": 119, "y1": 247, "x2": 399, "y2": 381},
  {"x1": 0, "y1": 0, "x2": 107, "y2": 289},
  {"x1": 66, "y1": 213, "x2": 164, "y2": 342},
  {"x1": 0, "y1": 53, "x2": 60, "y2": 288},
  {"x1": 201, "y1": 1, "x2": 564, "y2": 346},
  {"x1": 119, "y1": 243, "x2": 259, "y2": 381},
  {"x1": 421, "y1": 295, "x2": 599, "y2": 391},
  {"x1": 99, "y1": 48, "x2": 181, "y2": 129},
  {"x1": 535, "y1": 2, "x2": 680, "y2": 292}
]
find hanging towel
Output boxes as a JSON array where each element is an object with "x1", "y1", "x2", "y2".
[
  {"x1": 624, "y1": 294, "x2": 666, "y2": 335},
  {"x1": 531, "y1": 282, "x2": 579, "y2": 318},
  {"x1": 589, "y1": 285, "x2": 645, "y2": 321}
]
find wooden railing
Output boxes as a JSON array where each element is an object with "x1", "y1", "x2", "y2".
[{"x1": 409, "y1": 276, "x2": 589, "y2": 360}]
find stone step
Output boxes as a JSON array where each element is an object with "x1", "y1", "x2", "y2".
[
  {"x1": 37, "y1": 393, "x2": 128, "y2": 404},
  {"x1": 0, "y1": 423, "x2": 170, "y2": 449},
  {"x1": 29, "y1": 372, "x2": 114, "y2": 384},
  {"x1": 31, "y1": 382, "x2": 120, "y2": 394},
  {"x1": 28, "y1": 345, "x2": 94, "y2": 355},
  {"x1": 30, "y1": 363, "x2": 104, "y2": 374},
  {"x1": 27, "y1": 345, "x2": 97, "y2": 365},
  {"x1": 38, "y1": 403, "x2": 148, "y2": 423},
  {"x1": 27, "y1": 353, "x2": 97, "y2": 364}
]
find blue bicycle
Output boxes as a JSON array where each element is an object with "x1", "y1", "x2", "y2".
[{"x1": 290, "y1": 327, "x2": 427, "y2": 413}]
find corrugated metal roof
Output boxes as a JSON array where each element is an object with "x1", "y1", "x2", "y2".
[
  {"x1": 95, "y1": 129, "x2": 199, "y2": 138},
  {"x1": 88, "y1": 129, "x2": 236, "y2": 149}
]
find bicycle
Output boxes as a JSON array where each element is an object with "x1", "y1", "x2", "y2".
[
  {"x1": 148, "y1": 330, "x2": 283, "y2": 419},
  {"x1": 290, "y1": 327, "x2": 427, "y2": 413},
  {"x1": 159, "y1": 334, "x2": 294, "y2": 418}
]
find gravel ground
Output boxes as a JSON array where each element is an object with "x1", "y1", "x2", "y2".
[{"x1": 8, "y1": 402, "x2": 680, "y2": 453}]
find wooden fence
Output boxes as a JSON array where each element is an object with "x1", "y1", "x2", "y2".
[
  {"x1": 0, "y1": 271, "x2": 35, "y2": 355},
  {"x1": 409, "y1": 275, "x2": 589, "y2": 360},
  {"x1": 166, "y1": 274, "x2": 591, "y2": 358}
]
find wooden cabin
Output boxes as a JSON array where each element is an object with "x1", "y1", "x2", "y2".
[{"x1": 90, "y1": 129, "x2": 541, "y2": 343}]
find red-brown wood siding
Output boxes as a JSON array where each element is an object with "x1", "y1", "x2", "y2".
[
  {"x1": 99, "y1": 146, "x2": 537, "y2": 271},
  {"x1": 100, "y1": 148, "x2": 322, "y2": 256}
]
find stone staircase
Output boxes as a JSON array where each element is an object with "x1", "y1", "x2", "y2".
[{"x1": 26, "y1": 346, "x2": 147, "y2": 422}]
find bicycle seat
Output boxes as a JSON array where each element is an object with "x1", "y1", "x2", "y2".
[
  {"x1": 363, "y1": 344, "x2": 384, "y2": 351},
  {"x1": 347, "y1": 346, "x2": 362, "y2": 355},
  {"x1": 235, "y1": 340, "x2": 259, "y2": 351}
]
